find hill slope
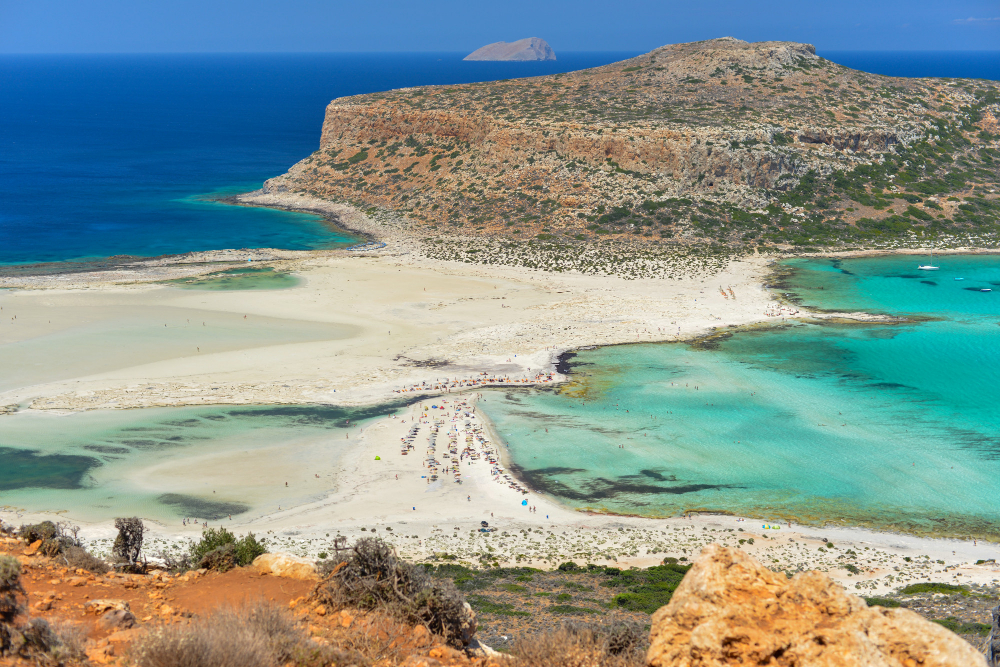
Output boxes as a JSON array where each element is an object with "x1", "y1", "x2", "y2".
[{"x1": 262, "y1": 38, "x2": 1000, "y2": 252}]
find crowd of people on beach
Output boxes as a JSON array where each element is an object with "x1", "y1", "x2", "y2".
[
  {"x1": 764, "y1": 304, "x2": 800, "y2": 317},
  {"x1": 394, "y1": 370, "x2": 555, "y2": 395},
  {"x1": 402, "y1": 397, "x2": 530, "y2": 496}
]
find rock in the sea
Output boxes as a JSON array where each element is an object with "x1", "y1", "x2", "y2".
[
  {"x1": 252, "y1": 552, "x2": 319, "y2": 580},
  {"x1": 463, "y1": 37, "x2": 555, "y2": 61},
  {"x1": 647, "y1": 544, "x2": 986, "y2": 667}
]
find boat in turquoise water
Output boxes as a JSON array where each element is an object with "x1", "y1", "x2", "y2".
[{"x1": 478, "y1": 254, "x2": 1000, "y2": 540}]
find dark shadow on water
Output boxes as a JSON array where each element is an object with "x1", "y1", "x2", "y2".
[
  {"x1": 0, "y1": 447, "x2": 97, "y2": 491},
  {"x1": 509, "y1": 462, "x2": 727, "y2": 501},
  {"x1": 83, "y1": 445, "x2": 131, "y2": 455},
  {"x1": 157, "y1": 493, "x2": 250, "y2": 520}
]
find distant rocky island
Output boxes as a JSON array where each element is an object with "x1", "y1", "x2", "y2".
[{"x1": 463, "y1": 37, "x2": 555, "y2": 61}]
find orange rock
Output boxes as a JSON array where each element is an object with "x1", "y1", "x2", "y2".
[
  {"x1": 68, "y1": 576, "x2": 87, "y2": 587},
  {"x1": 314, "y1": 604, "x2": 327, "y2": 616},
  {"x1": 428, "y1": 646, "x2": 464, "y2": 661},
  {"x1": 23, "y1": 539, "x2": 42, "y2": 556},
  {"x1": 339, "y1": 610, "x2": 354, "y2": 628},
  {"x1": 107, "y1": 628, "x2": 142, "y2": 644},
  {"x1": 646, "y1": 544, "x2": 987, "y2": 667},
  {"x1": 252, "y1": 552, "x2": 319, "y2": 581},
  {"x1": 411, "y1": 624, "x2": 430, "y2": 645}
]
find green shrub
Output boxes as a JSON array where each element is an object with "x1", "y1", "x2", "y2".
[
  {"x1": 558, "y1": 561, "x2": 580, "y2": 572},
  {"x1": 18, "y1": 522, "x2": 59, "y2": 544},
  {"x1": 604, "y1": 563, "x2": 690, "y2": 614},
  {"x1": 468, "y1": 595, "x2": 529, "y2": 617},
  {"x1": 192, "y1": 528, "x2": 267, "y2": 571},
  {"x1": 899, "y1": 582, "x2": 968, "y2": 596},
  {"x1": 931, "y1": 616, "x2": 991, "y2": 636},
  {"x1": 0, "y1": 555, "x2": 24, "y2": 623},
  {"x1": 864, "y1": 597, "x2": 901, "y2": 608},
  {"x1": 550, "y1": 604, "x2": 598, "y2": 615}
]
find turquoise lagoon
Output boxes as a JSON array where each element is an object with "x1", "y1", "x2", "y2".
[
  {"x1": 479, "y1": 255, "x2": 1000, "y2": 539},
  {"x1": 0, "y1": 402, "x2": 409, "y2": 524}
]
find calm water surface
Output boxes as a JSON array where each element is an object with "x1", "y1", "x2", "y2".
[{"x1": 480, "y1": 255, "x2": 1000, "y2": 538}]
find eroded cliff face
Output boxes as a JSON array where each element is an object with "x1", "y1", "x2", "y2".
[{"x1": 264, "y1": 37, "x2": 999, "y2": 248}]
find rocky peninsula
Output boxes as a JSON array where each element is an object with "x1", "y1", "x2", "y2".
[{"x1": 261, "y1": 37, "x2": 998, "y2": 266}]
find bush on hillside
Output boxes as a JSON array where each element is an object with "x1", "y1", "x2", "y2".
[
  {"x1": 130, "y1": 599, "x2": 363, "y2": 667},
  {"x1": 314, "y1": 538, "x2": 470, "y2": 647},
  {"x1": 16, "y1": 521, "x2": 109, "y2": 574},
  {"x1": 1, "y1": 555, "x2": 86, "y2": 662},
  {"x1": 112, "y1": 517, "x2": 147, "y2": 572},
  {"x1": 0, "y1": 556, "x2": 24, "y2": 625},
  {"x1": 191, "y1": 528, "x2": 267, "y2": 572},
  {"x1": 512, "y1": 618, "x2": 646, "y2": 667}
]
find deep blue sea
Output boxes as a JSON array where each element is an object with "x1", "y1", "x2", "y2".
[
  {"x1": 0, "y1": 52, "x2": 637, "y2": 265},
  {"x1": 820, "y1": 51, "x2": 1000, "y2": 81},
  {"x1": 2, "y1": 51, "x2": 996, "y2": 266}
]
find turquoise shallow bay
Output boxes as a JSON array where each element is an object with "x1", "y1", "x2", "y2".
[{"x1": 479, "y1": 254, "x2": 1000, "y2": 539}]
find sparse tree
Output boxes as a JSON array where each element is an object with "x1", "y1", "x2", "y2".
[{"x1": 112, "y1": 517, "x2": 146, "y2": 570}]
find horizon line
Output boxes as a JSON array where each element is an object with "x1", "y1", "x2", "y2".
[{"x1": 3, "y1": 48, "x2": 1000, "y2": 56}]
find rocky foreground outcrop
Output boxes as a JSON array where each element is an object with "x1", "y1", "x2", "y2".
[
  {"x1": 648, "y1": 544, "x2": 986, "y2": 667},
  {"x1": 463, "y1": 37, "x2": 555, "y2": 61}
]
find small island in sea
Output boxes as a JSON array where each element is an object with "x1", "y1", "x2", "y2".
[
  {"x1": 1, "y1": 38, "x2": 999, "y2": 656},
  {"x1": 463, "y1": 37, "x2": 555, "y2": 61}
]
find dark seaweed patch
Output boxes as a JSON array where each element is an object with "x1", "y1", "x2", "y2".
[
  {"x1": 638, "y1": 470, "x2": 677, "y2": 482},
  {"x1": 225, "y1": 399, "x2": 417, "y2": 429},
  {"x1": 83, "y1": 445, "x2": 131, "y2": 455},
  {"x1": 0, "y1": 447, "x2": 97, "y2": 491},
  {"x1": 509, "y1": 463, "x2": 726, "y2": 502},
  {"x1": 157, "y1": 493, "x2": 250, "y2": 520},
  {"x1": 920, "y1": 281, "x2": 937, "y2": 286}
]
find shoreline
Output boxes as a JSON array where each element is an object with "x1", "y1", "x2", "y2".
[
  {"x1": 1, "y1": 195, "x2": 998, "y2": 585},
  {"x1": 3, "y1": 392, "x2": 998, "y2": 595}
]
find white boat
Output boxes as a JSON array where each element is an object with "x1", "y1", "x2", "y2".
[{"x1": 917, "y1": 265, "x2": 939, "y2": 270}]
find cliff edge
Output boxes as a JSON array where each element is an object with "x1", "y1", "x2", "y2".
[
  {"x1": 463, "y1": 37, "x2": 555, "y2": 61},
  {"x1": 262, "y1": 37, "x2": 999, "y2": 257}
]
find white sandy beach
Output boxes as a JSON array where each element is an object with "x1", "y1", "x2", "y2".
[{"x1": 1, "y1": 198, "x2": 998, "y2": 593}]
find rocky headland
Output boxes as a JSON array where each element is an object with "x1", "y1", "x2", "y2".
[
  {"x1": 463, "y1": 37, "x2": 555, "y2": 62},
  {"x1": 257, "y1": 37, "x2": 999, "y2": 266}
]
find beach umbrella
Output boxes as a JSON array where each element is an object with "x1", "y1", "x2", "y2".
[
  {"x1": 375, "y1": 456, "x2": 381, "y2": 460},
  {"x1": 522, "y1": 500, "x2": 528, "y2": 506}
]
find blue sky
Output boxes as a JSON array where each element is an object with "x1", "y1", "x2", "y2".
[{"x1": 2, "y1": 0, "x2": 998, "y2": 53}]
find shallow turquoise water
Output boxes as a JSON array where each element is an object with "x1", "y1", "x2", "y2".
[
  {"x1": 0, "y1": 402, "x2": 409, "y2": 522},
  {"x1": 166, "y1": 266, "x2": 301, "y2": 290},
  {"x1": 480, "y1": 255, "x2": 1000, "y2": 538}
]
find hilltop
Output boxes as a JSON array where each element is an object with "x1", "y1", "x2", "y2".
[{"x1": 256, "y1": 38, "x2": 999, "y2": 260}]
